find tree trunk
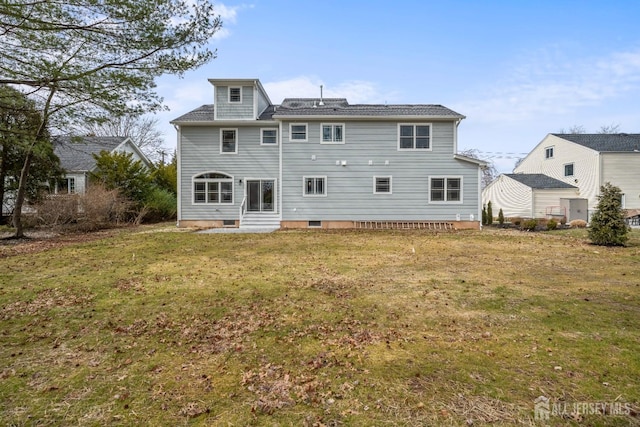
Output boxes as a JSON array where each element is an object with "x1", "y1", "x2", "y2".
[
  {"x1": 12, "y1": 150, "x2": 33, "y2": 238},
  {"x1": 11, "y1": 86, "x2": 55, "y2": 238},
  {"x1": 0, "y1": 141, "x2": 7, "y2": 220}
]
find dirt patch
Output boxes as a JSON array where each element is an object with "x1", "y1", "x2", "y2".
[{"x1": 0, "y1": 228, "x2": 122, "y2": 258}]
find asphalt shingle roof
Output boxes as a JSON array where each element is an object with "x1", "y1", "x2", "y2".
[
  {"x1": 172, "y1": 99, "x2": 465, "y2": 123},
  {"x1": 53, "y1": 136, "x2": 126, "y2": 171},
  {"x1": 171, "y1": 104, "x2": 215, "y2": 123},
  {"x1": 273, "y1": 98, "x2": 464, "y2": 118},
  {"x1": 505, "y1": 173, "x2": 577, "y2": 189},
  {"x1": 552, "y1": 133, "x2": 640, "y2": 152}
]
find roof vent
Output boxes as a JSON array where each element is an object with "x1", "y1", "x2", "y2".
[{"x1": 319, "y1": 85, "x2": 325, "y2": 106}]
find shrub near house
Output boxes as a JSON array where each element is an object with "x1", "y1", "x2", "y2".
[{"x1": 589, "y1": 182, "x2": 629, "y2": 246}]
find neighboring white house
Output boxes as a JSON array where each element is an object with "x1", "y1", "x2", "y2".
[
  {"x1": 171, "y1": 78, "x2": 487, "y2": 230},
  {"x1": 512, "y1": 133, "x2": 640, "y2": 217},
  {"x1": 482, "y1": 173, "x2": 583, "y2": 220},
  {"x1": 52, "y1": 136, "x2": 151, "y2": 194}
]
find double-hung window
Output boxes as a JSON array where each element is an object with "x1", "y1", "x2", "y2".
[
  {"x1": 398, "y1": 124, "x2": 431, "y2": 150},
  {"x1": 321, "y1": 124, "x2": 344, "y2": 144},
  {"x1": 220, "y1": 129, "x2": 237, "y2": 154},
  {"x1": 290, "y1": 124, "x2": 308, "y2": 142},
  {"x1": 193, "y1": 173, "x2": 233, "y2": 204},
  {"x1": 261, "y1": 128, "x2": 278, "y2": 145},
  {"x1": 228, "y1": 87, "x2": 241, "y2": 103},
  {"x1": 545, "y1": 146, "x2": 554, "y2": 159},
  {"x1": 374, "y1": 176, "x2": 392, "y2": 194},
  {"x1": 430, "y1": 177, "x2": 462, "y2": 203},
  {"x1": 303, "y1": 176, "x2": 326, "y2": 197}
]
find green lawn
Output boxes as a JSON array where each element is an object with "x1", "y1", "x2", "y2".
[{"x1": 1, "y1": 226, "x2": 639, "y2": 426}]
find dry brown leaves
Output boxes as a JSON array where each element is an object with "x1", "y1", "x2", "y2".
[{"x1": 0, "y1": 287, "x2": 94, "y2": 320}]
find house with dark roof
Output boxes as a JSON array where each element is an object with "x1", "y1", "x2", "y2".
[
  {"x1": 511, "y1": 133, "x2": 640, "y2": 218},
  {"x1": 53, "y1": 136, "x2": 151, "y2": 194},
  {"x1": 482, "y1": 173, "x2": 584, "y2": 220},
  {"x1": 171, "y1": 78, "x2": 487, "y2": 230}
]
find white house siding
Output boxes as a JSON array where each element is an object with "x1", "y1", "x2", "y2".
[
  {"x1": 178, "y1": 125, "x2": 279, "y2": 221},
  {"x1": 532, "y1": 188, "x2": 579, "y2": 218},
  {"x1": 601, "y1": 153, "x2": 640, "y2": 209},
  {"x1": 215, "y1": 85, "x2": 255, "y2": 120},
  {"x1": 281, "y1": 120, "x2": 480, "y2": 221},
  {"x1": 67, "y1": 172, "x2": 88, "y2": 194},
  {"x1": 482, "y1": 175, "x2": 532, "y2": 218},
  {"x1": 117, "y1": 141, "x2": 148, "y2": 165},
  {"x1": 514, "y1": 134, "x2": 600, "y2": 210}
]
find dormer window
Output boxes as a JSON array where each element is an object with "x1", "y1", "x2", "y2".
[{"x1": 229, "y1": 87, "x2": 241, "y2": 103}]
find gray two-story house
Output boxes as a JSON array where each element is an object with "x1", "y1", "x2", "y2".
[{"x1": 171, "y1": 78, "x2": 485, "y2": 230}]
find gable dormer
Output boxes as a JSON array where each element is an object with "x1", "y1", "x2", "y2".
[{"x1": 209, "y1": 79, "x2": 272, "y2": 121}]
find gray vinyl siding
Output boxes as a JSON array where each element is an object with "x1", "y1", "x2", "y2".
[
  {"x1": 215, "y1": 85, "x2": 255, "y2": 119},
  {"x1": 281, "y1": 120, "x2": 480, "y2": 221},
  {"x1": 257, "y1": 90, "x2": 269, "y2": 116},
  {"x1": 179, "y1": 126, "x2": 279, "y2": 220}
]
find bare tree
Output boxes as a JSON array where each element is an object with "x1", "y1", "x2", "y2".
[
  {"x1": 558, "y1": 125, "x2": 586, "y2": 134},
  {"x1": 459, "y1": 148, "x2": 498, "y2": 189},
  {"x1": 558, "y1": 123, "x2": 622, "y2": 134},
  {"x1": 73, "y1": 115, "x2": 165, "y2": 162},
  {"x1": 598, "y1": 123, "x2": 621, "y2": 134},
  {"x1": 0, "y1": 0, "x2": 221, "y2": 236}
]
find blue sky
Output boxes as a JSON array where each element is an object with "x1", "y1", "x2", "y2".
[{"x1": 155, "y1": 1, "x2": 640, "y2": 172}]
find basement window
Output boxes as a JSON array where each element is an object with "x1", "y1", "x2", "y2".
[{"x1": 308, "y1": 220, "x2": 322, "y2": 228}]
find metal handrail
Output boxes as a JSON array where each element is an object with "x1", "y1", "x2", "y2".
[{"x1": 239, "y1": 195, "x2": 247, "y2": 223}]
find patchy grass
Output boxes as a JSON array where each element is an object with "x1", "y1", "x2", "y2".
[{"x1": 1, "y1": 225, "x2": 639, "y2": 426}]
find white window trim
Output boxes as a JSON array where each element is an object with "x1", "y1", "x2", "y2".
[
  {"x1": 428, "y1": 176, "x2": 463, "y2": 204},
  {"x1": 320, "y1": 123, "x2": 345, "y2": 144},
  {"x1": 260, "y1": 128, "x2": 278, "y2": 146},
  {"x1": 192, "y1": 172, "x2": 234, "y2": 205},
  {"x1": 289, "y1": 123, "x2": 308, "y2": 142},
  {"x1": 56, "y1": 177, "x2": 76, "y2": 194},
  {"x1": 564, "y1": 162, "x2": 574, "y2": 177},
  {"x1": 220, "y1": 128, "x2": 238, "y2": 154},
  {"x1": 397, "y1": 123, "x2": 432, "y2": 151},
  {"x1": 228, "y1": 86, "x2": 242, "y2": 103},
  {"x1": 373, "y1": 176, "x2": 392, "y2": 194},
  {"x1": 545, "y1": 146, "x2": 554, "y2": 159},
  {"x1": 302, "y1": 176, "x2": 327, "y2": 197}
]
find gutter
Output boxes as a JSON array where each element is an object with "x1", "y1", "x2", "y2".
[{"x1": 270, "y1": 115, "x2": 465, "y2": 121}]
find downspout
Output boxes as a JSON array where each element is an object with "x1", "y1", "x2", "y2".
[
  {"x1": 278, "y1": 119, "x2": 283, "y2": 224},
  {"x1": 174, "y1": 124, "x2": 182, "y2": 227},
  {"x1": 453, "y1": 118, "x2": 460, "y2": 154},
  {"x1": 478, "y1": 164, "x2": 483, "y2": 227}
]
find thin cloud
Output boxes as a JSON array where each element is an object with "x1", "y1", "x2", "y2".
[
  {"x1": 457, "y1": 47, "x2": 640, "y2": 123},
  {"x1": 211, "y1": 3, "x2": 253, "y2": 40},
  {"x1": 264, "y1": 76, "x2": 395, "y2": 104}
]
